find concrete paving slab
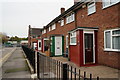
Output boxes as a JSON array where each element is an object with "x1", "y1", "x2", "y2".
[{"x1": 52, "y1": 57, "x2": 120, "y2": 78}]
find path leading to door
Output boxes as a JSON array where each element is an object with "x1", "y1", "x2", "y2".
[
  {"x1": 52, "y1": 57, "x2": 119, "y2": 78},
  {"x1": 2, "y1": 47, "x2": 31, "y2": 79}
]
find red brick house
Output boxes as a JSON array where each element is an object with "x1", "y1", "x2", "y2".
[
  {"x1": 37, "y1": 0, "x2": 120, "y2": 69},
  {"x1": 38, "y1": 8, "x2": 76, "y2": 56},
  {"x1": 28, "y1": 25, "x2": 42, "y2": 49},
  {"x1": 69, "y1": 0, "x2": 120, "y2": 68}
]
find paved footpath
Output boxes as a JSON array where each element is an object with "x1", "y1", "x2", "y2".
[
  {"x1": 2, "y1": 47, "x2": 31, "y2": 79},
  {"x1": 52, "y1": 57, "x2": 120, "y2": 78}
]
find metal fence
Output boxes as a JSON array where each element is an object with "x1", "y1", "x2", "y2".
[
  {"x1": 22, "y1": 45, "x2": 36, "y2": 73},
  {"x1": 22, "y1": 46, "x2": 99, "y2": 80},
  {"x1": 37, "y1": 52, "x2": 99, "y2": 80}
]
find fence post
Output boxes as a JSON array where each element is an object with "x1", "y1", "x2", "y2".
[
  {"x1": 33, "y1": 51, "x2": 36, "y2": 73},
  {"x1": 37, "y1": 52, "x2": 40, "y2": 79},
  {"x1": 63, "y1": 63, "x2": 68, "y2": 80}
]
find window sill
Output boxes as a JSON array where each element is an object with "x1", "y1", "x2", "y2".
[
  {"x1": 88, "y1": 11, "x2": 96, "y2": 16},
  {"x1": 60, "y1": 25, "x2": 64, "y2": 27},
  {"x1": 66, "y1": 21, "x2": 74, "y2": 25},
  {"x1": 51, "y1": 29, "x2": 56, "y2": 31},
  {"x1": 70, "y1": 43, "x2": 77, "y2": 46},
  {"x1": 104, "y1": 49, "x2": 120, "y2": 52},
  {"x1": 102, "y1": 1, "x2": 120, "y2": 10}
]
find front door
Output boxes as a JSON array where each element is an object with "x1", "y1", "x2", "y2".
[
  {"x1": 84, "y1": 33, "x2": 94, "y2": 64},
  {"x1": 55, "y1": 36, "x2": 62, "y2": 55}
]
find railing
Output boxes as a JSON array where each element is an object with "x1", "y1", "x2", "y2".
[
  {"x1": 37, "y1": 53, "x2": 99, "y2": 80},
  {"x1": 22, "y1": 46, "x2": 99, "y2": 80},
  {"x1": 22, "y1": 45, "x2": 36, "y2": 73}
]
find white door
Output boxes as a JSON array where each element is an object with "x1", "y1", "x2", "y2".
[
  {"x1": 33, "y1": 43, "x2": 37, "y2": 50},
  {"x1": 55, "y1": 36, "x2": 62, "y2": 55}
]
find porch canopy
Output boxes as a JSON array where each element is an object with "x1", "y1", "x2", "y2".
[{"x1": 68, "y1": 26, "x2": 99, "y2": 33}]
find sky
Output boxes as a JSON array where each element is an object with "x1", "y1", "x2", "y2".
[{"x1": 0, "y1": 0, "x2": 74, "y2": 37}]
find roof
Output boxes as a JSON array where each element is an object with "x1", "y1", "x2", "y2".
[
  {"x1": 30, "y1": 28, "x2": 42, "y2": 36},
  {"x1": 45, "y1": 1, "x2": 87, "y2": 28}
]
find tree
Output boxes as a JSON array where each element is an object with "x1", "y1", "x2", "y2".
[
  {"x1": 0, "y1": 32, "x2": 9, "y2": 44},
  {"x1": 9, "y1": 36, "x2": 28, "y2": 42}
]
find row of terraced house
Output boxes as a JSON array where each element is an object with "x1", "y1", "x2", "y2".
[{"x1": 28, "y1": 0, "x2": 120, "y2": 69}]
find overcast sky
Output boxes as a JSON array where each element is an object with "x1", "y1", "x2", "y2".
[{"x1": 0, "y1": 0, "x2": 74, "y2": 37}]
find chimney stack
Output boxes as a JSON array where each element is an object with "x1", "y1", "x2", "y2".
[
  {"x1": 74, "y1": 0, "x2": 80, "y2": 4},
  {"x1": 61, "y1": 8, "x2": 65, "y2": 14},
  {"x1": 29, "y1": 25, "x2": 31, "y2": 29}
]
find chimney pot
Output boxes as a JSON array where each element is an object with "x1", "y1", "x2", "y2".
[
  {"x1": 61, "y1": 8, "x2": 65, "y2": 14},
  {"x1": 74, "y1": 0, "x2": 80, "y2": 4}
]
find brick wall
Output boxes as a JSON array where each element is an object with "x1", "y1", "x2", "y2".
[
  {"x1": 43, "y1": 18, "x2": 76, "y2": 55},
  {"x1": 76, "y1": 2, "x2": 120, "y2": 69}
]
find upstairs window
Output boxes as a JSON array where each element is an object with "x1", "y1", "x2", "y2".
[
  {"x1": 66, "y1": 13, "x2": 75, "y2": 24},
  {"x1": 104, "y1": 29, "x2": 120, "y2": 51},
  {"x1": 44, "y1": 29, "x2": 46, "y2": 33},
  {"x1": 49, "y1": 27, "x2": 51, "y2": 31},
  {"x1": 51, "y1": 24, "x2": 56, "y2": 30},
  {"x1": 60, "y1": 19, "x2": 64, "y2": 26},
  {"x1": 70, "y1": 31, "x2": 76, "y2": 45},
  {"x1": 42, "y1": 30, "x2": 44, "y2": 34},
  {"x1": 88, "y1": 1, "x2": 96, "y2": 15},
  {"x1": 102, "y1": 0, "x2": 120, "y2": 8}
]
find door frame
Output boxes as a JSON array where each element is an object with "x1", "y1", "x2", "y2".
[
  {"x1": 55, "y1": 36, "x2": 63, "y2": 56},
  {"x1": 83, "y1": 30, "x2": 95, "y2": 64},
  {"x1": 38, "y1": 39, "x2": 41, "y2": 50}
]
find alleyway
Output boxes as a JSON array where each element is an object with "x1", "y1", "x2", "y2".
[{"x1": 2, "y1": 47, "x2": 31, "y2": 79}]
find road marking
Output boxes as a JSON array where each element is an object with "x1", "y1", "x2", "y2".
[{"x1": 0, "y1": 48, "x2": 16, "y2": 66}]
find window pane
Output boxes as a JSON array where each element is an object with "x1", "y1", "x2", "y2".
[
  {"x1": 112, "y1": 30, "x2": 120, "y2": 35},
  {"x1": 105, "y1": 31, "x2": 111, "y2": 48},
  {"x1": 49, "y1": 27, "x2": 51, "y2": 31},
  {"x1": 71, "y1": 37, "x2": 76, "y2": 43},
  {"x1": 110, "y1": 0, "x2": 120, "y2": 4},
  {"x1": 61, "y1": 20, "x2": 64, "y2": 26},
  {"x1": 112, "y1": 36, "x2": 120, "y2": 49},
  {"x1": 103, "y1": 0, "x2": 110, "y2": 7},
  {"x1": 88, "y1": 2, "x2": 96, "y2": 15}
]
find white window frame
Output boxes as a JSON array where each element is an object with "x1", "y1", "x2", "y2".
[
  {"x1": 60, "y1": 19, "x2": 64, "y2": 26},
  {"x1": 49, "y1": 27, "x2": 51, "y2": 32},
  {"x1": 51, "y1": 23, "x2": 56, "y2": 30},
  {"x1": 66, "y1": 35, "x2": 68, "y2": 48},
  {"x1": 102, "y1": 0, "x2": 120, "y2": 9},
  {"x1": 70, "y1": 31, "x2": 77, "y2": 45},
  {"x1": 44, "y1": 29, "x2": 46, "y2": 34},
  {"x1": 87, "y1": 1, "x2": 96, "y2": 15},
  {"x1": 66, "y1": 13, "x2": 75, "y2": 24},
  {"x1": 42, "y1": 30, "x2": 44, "y2": 34},
  {"x1": 83, "y1": 30, "x2": 95, "y2": 64},
  {"x1": 104, "y1": 28, "x2": 120, "y2": 52},
  {"x1": 38, "y1": 40, "x2": 41, "y2": 50}
]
